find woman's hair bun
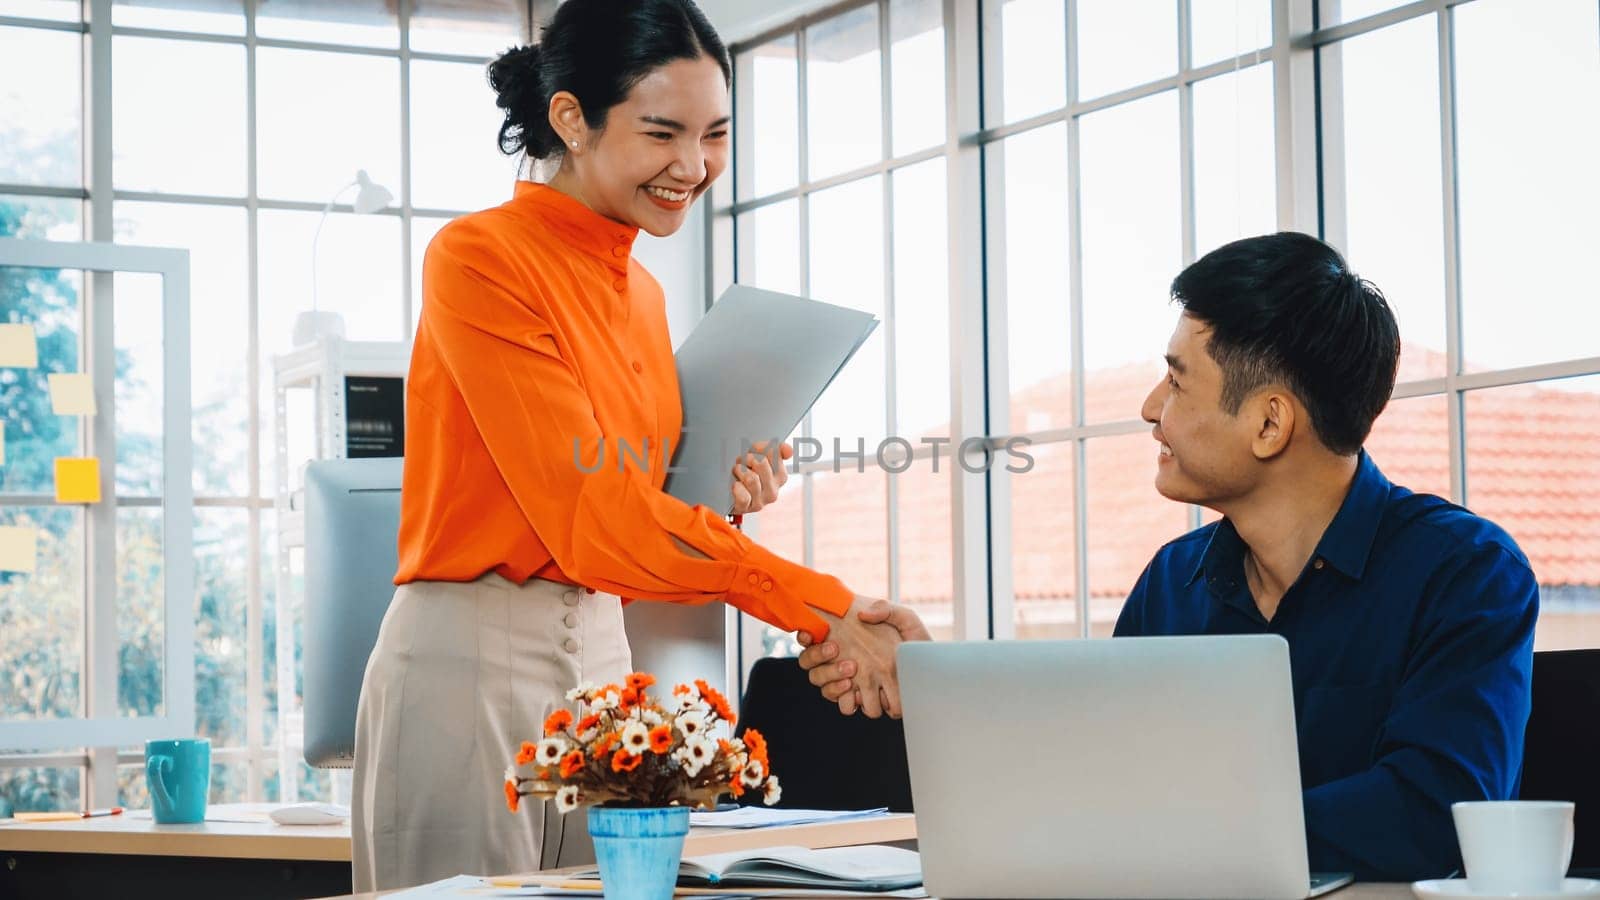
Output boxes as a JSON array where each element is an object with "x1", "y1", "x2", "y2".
[{"x1": 488, "y1": 43, "x2": 557, "y2": 157}]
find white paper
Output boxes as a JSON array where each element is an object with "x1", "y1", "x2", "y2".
[{"x1": 688, "y1": 807, "x2": 889, "y2": 829}]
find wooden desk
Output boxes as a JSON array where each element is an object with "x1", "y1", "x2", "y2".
[
  {"x1": 330, "y1": 879, "x2": 1417, "y2": 900},
  {"x1": 0, "y1": 806, "x2": 915, "y2": 900}
]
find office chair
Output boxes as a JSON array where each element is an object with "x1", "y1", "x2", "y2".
[
  {"x1": 1519, "y1": 648, "x2": 1600, "y2": 875},
  {"x1": 734, "y1": 657, "x2": 914, "y2": 812}
]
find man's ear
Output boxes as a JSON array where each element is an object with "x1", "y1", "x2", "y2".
[
  {"x1": 548, "y1": 91, "x2": 588, "y2": 150},
  {"x1": 1249, "y1": 390, "x2": 1295, "y2": 461}
]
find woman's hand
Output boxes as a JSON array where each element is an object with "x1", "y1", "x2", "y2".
[{"x1": 729, "y1": 441, "x2": 793, "y2": 515}]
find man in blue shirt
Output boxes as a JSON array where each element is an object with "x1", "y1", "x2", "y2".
[{"x1": 797, "y1": 232, "x2": 1538, "y2": 882}]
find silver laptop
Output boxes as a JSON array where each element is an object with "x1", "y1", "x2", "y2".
[{"x1": 898, "y1": 635, "x2": 1354, "y2": 899}]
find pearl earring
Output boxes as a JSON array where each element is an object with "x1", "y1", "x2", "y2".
[{"x1": 570, "y1": 140, "x2": 578, "y2": 148}]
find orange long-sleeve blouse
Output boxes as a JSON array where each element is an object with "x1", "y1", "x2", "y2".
[{"x1": 395, "y1": 181, "x2": 853, "y2": 639}]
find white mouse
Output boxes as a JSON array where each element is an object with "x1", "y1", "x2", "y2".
[{"x1": 269, "y1": 802, "x2": 350, "y2": 826}]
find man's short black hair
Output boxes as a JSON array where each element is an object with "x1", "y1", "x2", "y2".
[{"x1": 1170, "y1": 232, "x2": 1400, "y2": 456}]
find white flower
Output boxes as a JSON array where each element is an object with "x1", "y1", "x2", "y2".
[
  {"x1": 592, "y1": 689, "x2": 621, "y2": 712},
  {"x1": 641, "y1": 709, "x2": 664, "y2": 726},
  {"x1": 676, "y1": 736, "x2": 715, "y2": 777},
  {"x1": 566, "y1": 682, "x2": 595, "y2": 703},
  {"x1": 556, "y1": 785, "x2": 582, "y2": 814},
  {"x1": 535, "y1": 738, "x2": 565, "y2": 767},
  {"x1": 741, "y1": 759, "x2": 765, "y2": 788},
  {"x1": 675, "y1": 710, "x2": 708, "y2": 739},
  {"x1": 620, "y1": 721, "x2": 651, "y2": 756},
  {"x1": 762, "y1": 776, "x2": 782, "y2": 806},
  {"x1": 504, "y1": 764, "x2": 518, "y2": 783}
]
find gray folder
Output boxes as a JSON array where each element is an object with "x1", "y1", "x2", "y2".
[{"x1": 664, "y1": 284, "x2": 879, "y2": 514}]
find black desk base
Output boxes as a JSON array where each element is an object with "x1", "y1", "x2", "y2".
[{"x1": 1, "y1": 849, "x2": 352, "y2": 899}]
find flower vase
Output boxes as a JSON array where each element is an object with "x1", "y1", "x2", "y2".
[{"x1": 587, "y1": 806, "x2": 690, "y2": 900}]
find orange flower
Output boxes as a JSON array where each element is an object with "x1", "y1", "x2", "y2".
[
  {"x1": 619, "y1": 687, "x2": 639, "y2": 709},
  {"x1": 648, "y1": 724, "x2": 673, "y2": 754},
  {"x1": 592, "y1": 732, "x2": 619, "y2": 760},
  {"x1": 718, "y1": 739, "x2": 734, "y2": 756},
  {"x1": 538, "y1": 767, "x2": 552, "y2": 780},
  {"x1": 504, "y1": 779, "x2": 520, "y2": 812},
  {"x1": 515, "y1": 741, "x2": 537, "y2": 766},
  {"x1": 742, "y1": 729, "x2": 769, "y2": 766},
  {"x1": 696, "y1": 679, "x2": 736, "y2": 724},
  {"x1": 611, "y1": 748, "x2": 644, "y2": 773},
  {"x1": 544, "y1": 709, "x2": 573, "y2": 736},
  {"x1": 673, "y1": 684, "x2": 692, "y2": 696},
  {"x1": 576, "y1": 713, "x2": 601, "y2": 734},
  {"x1": 626, "y1": 672, "x2": 656, "y2": 692},
  {"x1": 727, "y1": 773, "x2": 745, "y2": 798},
  {"x1": 560, "y1": 750, "x2": 585, "y2": 778}
]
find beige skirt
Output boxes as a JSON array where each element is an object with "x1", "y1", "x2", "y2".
[{"x1": 351, "y1": 573, "x2": 633, "y2": 892}]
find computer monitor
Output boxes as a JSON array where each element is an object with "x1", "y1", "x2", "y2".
[{"x1": 301, "y1": 457, "x2": 731, "y2": 768}]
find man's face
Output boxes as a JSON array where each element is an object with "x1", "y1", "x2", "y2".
[{"x1": 1139, "y1": 314, "x2": 1261, "y2": 508}]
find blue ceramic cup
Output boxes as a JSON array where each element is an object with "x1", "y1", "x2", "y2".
[{"x1": 145, "y1": 738, "x2": 210, "y2": 824}]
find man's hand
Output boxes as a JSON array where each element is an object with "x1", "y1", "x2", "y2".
[
  {"x1": 800, "y1": 599, "x2": 931, "y2": 715},
  {"x1": 810, "y1": 596, "x2": 910, "y2": 718},
  {"x1": 729, "y1": 441, "x2": 792, "y2": 515}
]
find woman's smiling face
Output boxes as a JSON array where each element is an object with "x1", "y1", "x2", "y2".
[{"x1": 559, "y1": 55, "x2": 731, "y2": 237}]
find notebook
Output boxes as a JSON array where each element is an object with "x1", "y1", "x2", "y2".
[
  {"x1": 575, "y1": 844, "x2": 922, "y2": 892},
  {"x1": 664, "y1": 284, "x2": 879, "y2": 514}
]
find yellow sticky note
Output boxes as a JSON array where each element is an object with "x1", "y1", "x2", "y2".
[
  {"x1": 0, "y1": 324, "x2": 38, "y2": 368},
  {"x1": 48, "y1": 373, "x2": 96, "y2": 416},
  {"x1": 54, "y1": 457, "x2": 101, "y2": 504},
  {"x1": 0, "y1": 526, "x2": 38, "y2": 575}
]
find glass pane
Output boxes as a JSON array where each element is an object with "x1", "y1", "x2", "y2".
[
  {"x1": 113, "y1": 37, "x2": 246, "y2": 196},
  {"x1": 1190, "y1": 0, "x2": 1273, "y2": 68},
  {"x1": 734, "y1": 199, "x2": 800, "y2": 294},
  {"x1": 1012, "y1": 440, "x2": 1076, "y2": 639},
  {"x1": 0, "y1": 194, "x2": 82, "y2": 241},
  {"x1": 195, "y1": 507, "x2": 250, "y2": 747},
  {"x1": 1331, "y1": 16, "x2": 1447, "y2": 378},
  {"x1": 807, "y1": 177, "x2": 885, "y2": 458},
  {"x1": 0, "y1": 1, "x2": 77, "y2": 20},
  {"x1": 892, "y1": 158, "x2": 949, "y2": 440},
  {"x1": 0, "y1": 507, "x2": 84, "y2": 719},
  {"x1": 893, "y1": 457, "x2": 952, "y2": 640},
  {"x1": 117, "y1": 506, "x2": 165, "y2": 718},
  {"x1": 0, "y1": 26, "x2": 82, "y2": 188},
  {"x1": 1075, "y1": 0, "x2": 1177, "y2": 102},
  {"x1": 989, "y1": 123, "x2": 1070, "y2": 433},
  {"x1": 1192, "y1": 64, "x2": 1276, "y2": 257},
  {"x1": 411, "y1": 215, "x2": 451, "y2": 336},
  {"x1": 410, "y1": 59, "x2": 519, "y2": 212},
  {"x1": 984, "y1": 0, "x2": 1064, "y2": 126},
  {"x1": 257, "y1": 207, "x2": 404, "y2": 351},
  {"x1": 806, "y1": 6, "x2": 883, "y2": 180},
  {"x1": 410, "y1": 0, "x2": 523, "y2": 56},
  {"x1": 1, "y1": 264, "x2": 84, "y2": 494},
  {"x1": 1086, "y1": 433, "x2": 1189, "y2": 637},
  {"x1": 1080, "y1": 90, "x2": 1180, "y2": 420},
  {"x1": 112, "y1": 272, "x2": 165, "y2": 496},
  {"x1": 749, "y1": 470, "x2": 805, "y2": 566},
  {"x1": 1456, "y1": 0, "x2": 1600, "y2": 370},
  {"x1": 811, "y1": 466, "x2": 888, "y2": 599},
  {"x1": 890, "y1": 0, "x2": 945, "y2": 156},
  {"x1": 261, "y1": 509, "x2": 277, "y2": 749},
  {"x1": 257, "y1": 48, "x2": 401, "y2": 203},
  {"x1": 119, "y1": 759, "x2": 250, "y2": 807},
  {"x1": 0, "y1": 766, "x2": 81, "y2": 814},
  {"x1": 256, "y1": 0, "x2": 398, "y2": 48},
  {"x1": 113, "y1": 0, "x2": 244, "y2": 34},
  {"x1": 735, "y1": 36, "x2": 798, "y2": 200},
  {"x1": 1465, "y1": 376, "x2": 1600, "y2": 651},
  {"x1": 1321, "y1": 0, "x2": 1411, "y2": 27},
  {"x1": 1364, "y1": 393, "x2": 1451, "y2": 501},
  {"x1": 114, "y1": 201, "x2": 250, "y2": 498}
]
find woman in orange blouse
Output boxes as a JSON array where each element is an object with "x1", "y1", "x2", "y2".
[{"x1": 350, "y1": 0, "x2": 902, "y2": 891}]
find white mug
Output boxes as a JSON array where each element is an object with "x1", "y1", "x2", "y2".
[{"x1": 1451, "y1": 800, "x2": 1575, "y2": 894}]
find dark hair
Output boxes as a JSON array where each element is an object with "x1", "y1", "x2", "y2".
[
  {"x1": 1170, "y1": 232, "x2": 1400, "y2": 456},
  {"x1": 488, "y1": 0, "x2": 731, "y2": 160}
]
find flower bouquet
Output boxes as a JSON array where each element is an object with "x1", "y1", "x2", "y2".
[{"x1": 504, "y1": 673, "x2": 780, "y2": 900}]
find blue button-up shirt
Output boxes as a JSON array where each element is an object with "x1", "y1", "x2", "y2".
[{"x1": 1113, "y1": 451, "x2": 1537, "y2": 881}]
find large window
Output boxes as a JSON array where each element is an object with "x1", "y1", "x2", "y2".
[
  {"x1": 722, "y1": 0, "x2": 1600, "y2": 655},
  {"x1": 0, "y1": 0, "x2": 524, "y2": 811}
]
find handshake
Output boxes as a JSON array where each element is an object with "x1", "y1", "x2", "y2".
[{"x1": 796, "y1": 597, "x2": 932, "y2": 718}]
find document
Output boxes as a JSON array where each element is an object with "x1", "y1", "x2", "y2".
[
  {"x1": 689, "y1": 806, "x2": 889, "y2": 829},
  {"x1": 665, "y1": 285, "x2": 878, "y2": 514},
  {"x1": 569, "y1": 844, "x2": 922, "y2": 892}
]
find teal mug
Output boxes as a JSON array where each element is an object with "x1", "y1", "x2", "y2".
[{"x1": 145, "y1": 738, "x2": 210, "y2": 824}]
